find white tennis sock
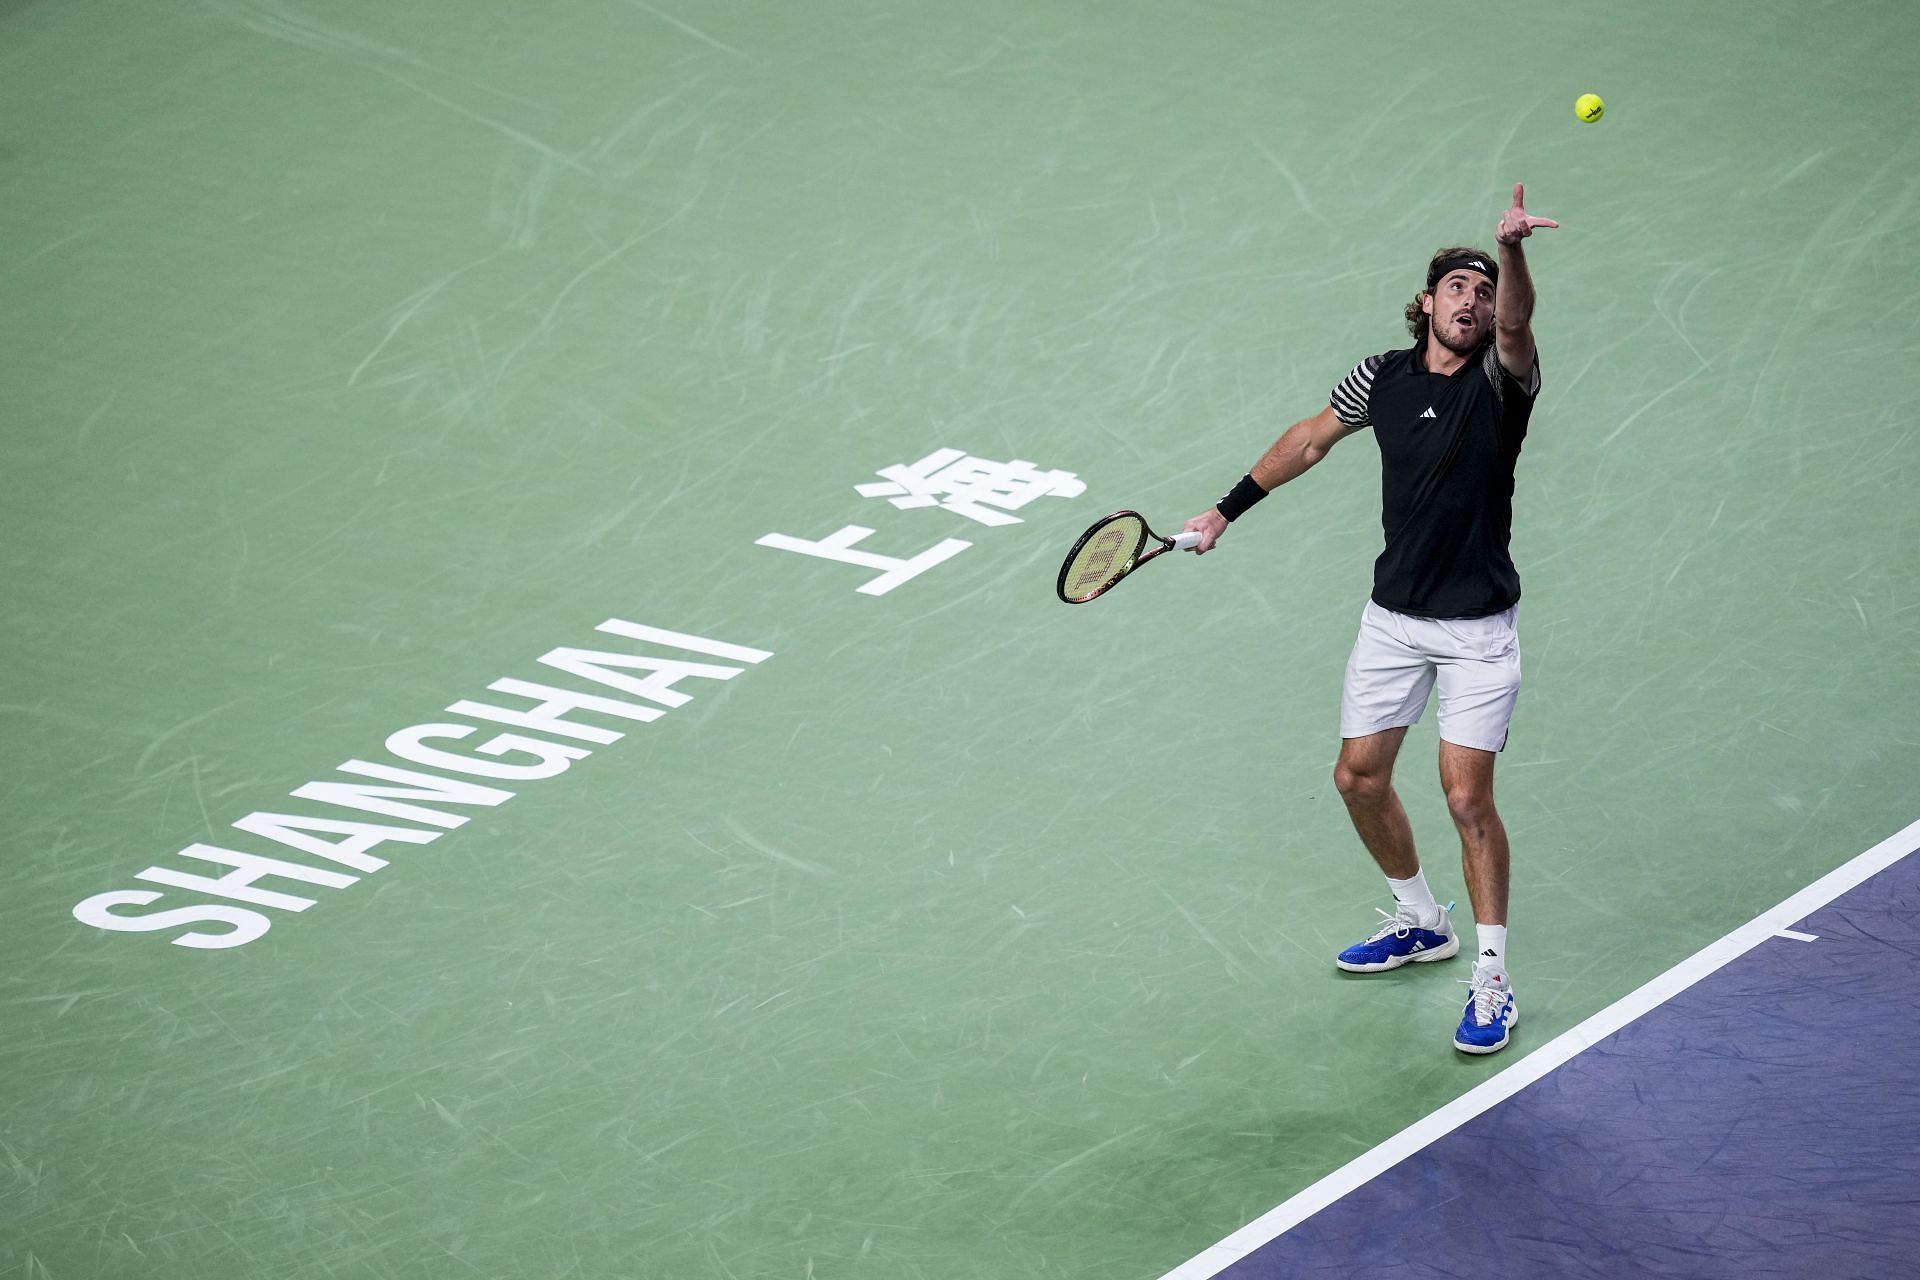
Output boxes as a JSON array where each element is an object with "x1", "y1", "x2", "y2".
[
  {"x1": 1386, "y1": 870, "x2": 1440, "y2": 924},
  {"x1": 1476, "y1": 924, "x2": 1508, "y2": 973}
]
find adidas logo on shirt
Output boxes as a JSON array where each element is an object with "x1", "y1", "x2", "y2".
[{"x1": 1419, "y1": 407, "x2": 1438, "y2": 419}]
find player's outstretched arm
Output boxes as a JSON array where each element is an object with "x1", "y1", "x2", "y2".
[
  {"x1": 1183, "y1": 405, "x2": 1358, "y2": 553},
  {"x1": 1494, "y1": 182, "x2": 1558, "y2": 378}
]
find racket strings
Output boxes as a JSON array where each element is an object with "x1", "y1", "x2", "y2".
[{"x1": 1060, "y1": 516, "x2": 1145, "y2": 600}]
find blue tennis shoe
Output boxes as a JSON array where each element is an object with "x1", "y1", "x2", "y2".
[
  {"x1": 1454, "y1": 963, "x2": 1519, "y2": 1054},
  {"x1": 1335, "y1": 902, "x2": 1458, "y2": 972}
]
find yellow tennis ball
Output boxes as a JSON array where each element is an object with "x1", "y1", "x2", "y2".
[{"x1": 1575, "y1": 93, "x2": 1605, "y2": 124}]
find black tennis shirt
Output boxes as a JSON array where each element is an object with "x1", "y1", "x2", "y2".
[{"x1": 1329, "y1": 342, "x2": 1540, "y2": 619}]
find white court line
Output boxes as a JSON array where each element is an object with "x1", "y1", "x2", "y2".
[{"x1": 1158, "y1": 816, "x2": 1920, "y2": 1280}]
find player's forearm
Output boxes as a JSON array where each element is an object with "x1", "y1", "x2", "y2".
[
  {"x1": 1249, "y1": 416, "x2": 1328, "y2": 491},
  {"x1": 1495, "y1": 240, "x2": 1537, "y2": 336},
  {"x1": 1208, "y1": 410, "x2": 1344, "y2": 528}
]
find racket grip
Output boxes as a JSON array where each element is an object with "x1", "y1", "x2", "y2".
[{"x1": 1171, "y1": 530, "x2": 1204, "y2": 551}]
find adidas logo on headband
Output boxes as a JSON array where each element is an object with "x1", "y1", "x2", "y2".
[{"x1": 1428, "y1": 251, "x2": 1498, "y2": 288}]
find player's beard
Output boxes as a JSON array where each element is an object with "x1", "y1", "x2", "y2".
[{"x1": 1433, "y1": 312, "x2": 1484, "y2": 357}]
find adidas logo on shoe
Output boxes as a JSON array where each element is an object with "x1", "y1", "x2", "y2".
[
  {"x1": 1335, "y1": 903, "x2": 1460, "y2": 973},
  {"x1": 1455, "y1": 969, "x2": 1518, "y2": 1055}
]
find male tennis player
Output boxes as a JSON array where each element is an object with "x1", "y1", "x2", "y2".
[{"x1": 1182, "y1": 183, "x2": 1557, "y2": 1055}]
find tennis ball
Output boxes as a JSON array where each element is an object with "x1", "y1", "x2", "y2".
[{"x1": 1575, "y1": 93, "x2": 1605, "y2": 124}]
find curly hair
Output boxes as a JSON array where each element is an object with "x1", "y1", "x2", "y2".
[{"x1": 1404, "y1": 245, "x2": 1495, "y2": 344}]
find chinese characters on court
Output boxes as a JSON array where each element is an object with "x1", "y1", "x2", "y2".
[{"x1": 756, "y1": 448, "x2": 1086, "y2": 594}]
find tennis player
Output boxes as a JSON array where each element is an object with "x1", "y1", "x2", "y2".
[{"x1": 1183, "y1": 184, "x2": 1557, "y2": 1054}]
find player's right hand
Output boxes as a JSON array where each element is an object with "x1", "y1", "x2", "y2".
[{"x1": 1182, "y1": 509, "x2": 1228, "y2": 553}]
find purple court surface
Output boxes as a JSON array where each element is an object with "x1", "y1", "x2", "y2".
[{"x1": 1209, "y1": 844, "x2": 1920, "y2": 1279}]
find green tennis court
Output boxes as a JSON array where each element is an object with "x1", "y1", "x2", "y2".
[{"x1": 5, "y1": 2, "x2": 1917, "y2": 1276}]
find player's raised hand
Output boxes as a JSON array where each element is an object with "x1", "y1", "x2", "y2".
[{"x1": 1496, "y1": 183, "x2": 1559, "y2": 245}]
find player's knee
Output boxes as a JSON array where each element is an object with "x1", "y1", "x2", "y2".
[
  {"x1": 1445, "y1": 784, "x2": 1497, "y2": 831},
  {"x1": 1334, "y1": 758, "x2": 1389, "y2": 806}
]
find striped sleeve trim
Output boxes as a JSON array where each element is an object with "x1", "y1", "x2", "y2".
[
  {"x1": 1482, "y1": 344, "x2": 1542, "y2": 398},
  {"x1": 1330, "y1": 354, "x2": 1387, "y2": 429}
]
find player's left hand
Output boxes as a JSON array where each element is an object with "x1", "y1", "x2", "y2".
[{"x1": 1496, "y1": 183, "x2": 1559, "y2": 245}]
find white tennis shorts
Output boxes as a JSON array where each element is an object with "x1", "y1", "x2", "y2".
[{"x1": 1339, "y1": 600, "x2": 1522, "y2": 752}]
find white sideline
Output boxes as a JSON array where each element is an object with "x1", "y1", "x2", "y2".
[{"x1": 1157, "y1": 817, "x2": 1920, "y2": 1280}]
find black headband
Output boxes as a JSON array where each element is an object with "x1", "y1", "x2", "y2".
[{"x1": 1427, "y1": 251, "x2": 1498, "y2": 289}]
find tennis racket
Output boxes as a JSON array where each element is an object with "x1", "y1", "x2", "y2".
[{"x1": 1055, "y1": 510, "x2": 1203, "y2": 604}]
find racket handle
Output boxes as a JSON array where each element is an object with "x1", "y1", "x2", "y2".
[{"x1": 1171, "y1": 530, "x2": 1204, "y2": 551}]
